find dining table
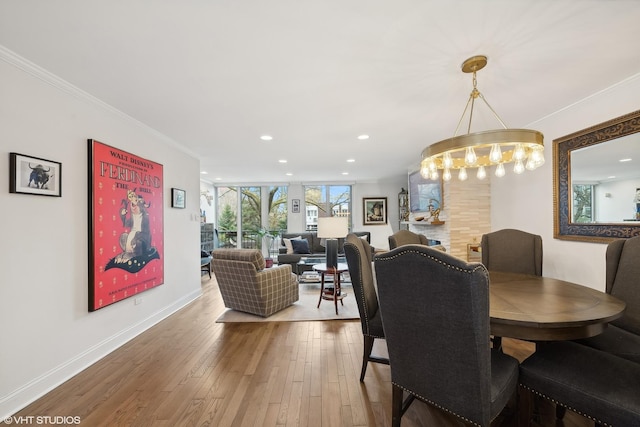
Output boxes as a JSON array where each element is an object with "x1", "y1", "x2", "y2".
[{"x1": 489, "y1": 271, "x2": 626, "y2": 341}]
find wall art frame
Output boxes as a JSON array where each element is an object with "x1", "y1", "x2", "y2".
[
  {"x1": 88, "y1": 139, "x2": 164, "y2": 311},
  {"x1": 9, "y1": 152, "x2": 62, "y2": 197},
  {"x1": 171, "y1": 188, "x2": 186, "y2": 208},
  {"x1": 292, "y1": 198, "x2": 300, "y2": 213},
  {"x1": 363, "y1": 197, "x2": 388, "y2": 225}
]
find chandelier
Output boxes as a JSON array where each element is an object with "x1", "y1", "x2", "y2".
[{"x1": 421, "y1": 55, "x2": 544, "y2": 181}]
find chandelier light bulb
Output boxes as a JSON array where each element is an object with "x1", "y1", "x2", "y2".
[
  {"x1": 526, "y1": 157, "x2": 536, "y2": 170},
  {"x1": 489, "y1": 144, "x2": 503, "y2": 163},
  {"x1": 458, "y1": 167, "x2": 468, "y2": 181},
  {"x1": 477, "y1": 165, "x2": 487, "y2": 180},
  {"x1": 513, "y1": 143, "x2": 526, "y2": 161},
  {"x1": 443, "y1": 152, "x2": 453, "y2": 168},
  {"x1": 430, "y1": 169, "x2": 439, "y2": 180},
  {"x1": 465, "y1": 147, "x2": 478, "y2": 166},
  {"x1": 514, "y1": 159, "x2": 525, "y2": 174},
  {"x1": 495, "y1": 163, "x2": 506, "y2": 177},
  {"x1": 420, "y1": 163, "x2": 430, "y2": 178},
  {"x1": 531, "y1": 148, "x2": 545, "y2": 167},
  {"x1": 443, "y1": 168, "x2": 452, "y2": 181}
]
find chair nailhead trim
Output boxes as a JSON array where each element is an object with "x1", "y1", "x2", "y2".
[
  {"x1": 518, "y1": 384, "x2": 611, "y2": 427},
  {"x1": 377, "y1": 249, "x2": 487, "y2": 276},
  {"x1": 393, "y1": 382, "x2": 482, "y2": 427}
]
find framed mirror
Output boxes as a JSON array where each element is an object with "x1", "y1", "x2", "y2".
[{"x1": 554, "y1": 110, "x2": 640, "y2": 242}]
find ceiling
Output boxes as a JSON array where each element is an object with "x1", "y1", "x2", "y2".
[{"x1": 1, "y1": 1, "x2": 640, "y2": 185}]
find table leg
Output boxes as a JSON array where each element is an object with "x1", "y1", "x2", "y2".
[{"x1": 317, "y1": 272, "x2": 326, "y2": 308}]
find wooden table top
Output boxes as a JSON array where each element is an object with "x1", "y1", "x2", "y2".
[{"x1": 489, "y1": 271, "x2": 626, "y2": 341}]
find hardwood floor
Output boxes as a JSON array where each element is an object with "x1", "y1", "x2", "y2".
[{"x1": 14, "y1": 276, "x2": 595, "y2": 426}]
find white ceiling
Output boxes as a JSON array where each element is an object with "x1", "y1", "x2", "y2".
[{"x1": 2, "y1": 1, "x2": 640, "y2": 184}]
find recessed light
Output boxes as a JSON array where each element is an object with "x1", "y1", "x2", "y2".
[
  {"x1": 200, "y1": 171, "x2": 208, "y2": 174},
  {"x1": 357, "y1": 135, "x2": 369, "y2": 140},
  {"x1": 342, "y1": 172, "x2": 349, "y2": 175},
  {"x1": 286, "y1": 173, "x2": 293, "y2": 176},
  {"x1": 608, "y1": 176, "x2": 616, "y2": 179},
  {"x1": 215, "y1": 177, "x2": 222, "y2": 181},
  {"x1": 347, "y1": 159, "x2": 355, "y2": 163},
  {"x1": 620, "y1": 158, "x2": 632, "y2": 162},
  {"x1": 279, "y1": 159, "x2": 287, "y2": 163},
  {"x1": 260, "y1": 135, "x2": 273, "y2": 141}
]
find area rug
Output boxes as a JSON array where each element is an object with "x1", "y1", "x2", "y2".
[{"x1": 215, "y1": 283, "x2": 360, "y2": 323}]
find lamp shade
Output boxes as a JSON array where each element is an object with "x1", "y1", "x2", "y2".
[{"x1": 317, "y1": 217, "x2": 348, "y2": 239}]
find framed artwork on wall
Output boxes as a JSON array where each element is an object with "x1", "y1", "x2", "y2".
[
  {"x1": 88, "y1": 139, "x2": 165, "y2": 311},
  {"x1": 363, "y1": 197, "x2": 387, "y2": 225},
  {"x1": 292, "y1": 198, "x2": 300, "y2": 213},
  {"x1": 171, "y1": 188, "x2": 186, "y2": 208},
  {"x1": 409, "y1": 170, "x2": 443, "y2": 214},
  {"x1": 9, "y1": 152, "x2": 62, "y2": 197}
]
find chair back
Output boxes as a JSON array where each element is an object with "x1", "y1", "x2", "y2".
[
  {"x1": 344, "y1": 233, "x2": 380, "y2": 336},
  {"x1": 374, "y1": 245, "x2": 494, "y2": 425},
  {"x1": 481, "y1": 228, "x2": 542, "y2": 276},
  {"x1": 388, "y1": 229, "x2": 428, "y2": 249},
  {"x1": 606, "y1": 235, "x2": 640, "y2": 334}
]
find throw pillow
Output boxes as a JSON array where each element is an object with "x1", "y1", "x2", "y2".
[
  {"x1": 292, "y1": 238, "x2": 311, "y2": 254},
  {"x1": 283, "y1": 236, "x2": 302, "y2": 254}
]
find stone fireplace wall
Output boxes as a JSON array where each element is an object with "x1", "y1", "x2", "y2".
[{"x1": 409, "y1": 177, "x2": 491, "y2": 260}]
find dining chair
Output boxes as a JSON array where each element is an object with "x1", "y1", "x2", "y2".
[
  {"x1": 343, "y1": 233, "x2": 389, "y2": 382},
  {"x1": 518, "y1": 340, "x2": 640, "y2": 426},
  {"x1": 374, "y1": 245, "x2": 519, "y2": 427},
  {"x1": 480, "y1": 228, "x2": 542, "y2": 276},
  {"x1": 481, "y1": 228, "x2": 542, "y2": 350},
  {"x1": 388, "y1": 229, "x2": 429, "y2": 249},
  {"x1": 574, "y1": 234, "x2": 640, "y2": 362}
]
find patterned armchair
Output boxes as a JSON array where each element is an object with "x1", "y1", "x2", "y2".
[{"x1": 212, "y1": 249, "x2": 299, "y2": 317}]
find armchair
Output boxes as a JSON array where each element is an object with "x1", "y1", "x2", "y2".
[{"x1": 212, "y1": 248, "x2": 299, "y2": 317}]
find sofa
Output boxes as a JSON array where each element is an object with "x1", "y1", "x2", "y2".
[
  {"x1": 277, "y1": 231, "x2": 371, "y2": 268},
  {"x1": 212, "y1": 248, "x2": 299, "y2": 317}
]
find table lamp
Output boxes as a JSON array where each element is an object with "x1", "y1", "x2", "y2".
[{"x1": 317, "y1": 216, "x2": 348, "y2": 269}]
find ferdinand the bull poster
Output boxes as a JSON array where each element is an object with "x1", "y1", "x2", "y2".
[{"x1": 88, "y1": 139, "x2": 164, "y2": 311}]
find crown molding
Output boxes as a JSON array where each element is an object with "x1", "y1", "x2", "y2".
[{"x1": 0, "y1": 45, "x2": 199, "y2": 158}]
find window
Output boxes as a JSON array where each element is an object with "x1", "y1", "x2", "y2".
[
  {"x1": 572, "y1": 184, "x2": 594, "y2": 223},
  {"x1": 216, "y1": 185, "x2": 288, "y2": 249},
  {"x1": 304, "y1": 185, "x2": 351, "y2": 230}
]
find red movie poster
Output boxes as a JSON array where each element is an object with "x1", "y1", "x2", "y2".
[{"x1": 88, "y1": 139, "x2": 164, "y2": 311}]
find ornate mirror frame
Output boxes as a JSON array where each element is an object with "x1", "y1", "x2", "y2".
[{"x1": 554, "y1": 109, "x2": 640, "y2": 243}]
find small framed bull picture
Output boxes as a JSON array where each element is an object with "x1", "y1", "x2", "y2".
[{"x1": 9, "y1": 152, "x2": 62, "y2": 197}]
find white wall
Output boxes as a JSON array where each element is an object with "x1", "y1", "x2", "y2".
[
  {"x1": 491, "y1": 74, "x2": 640, "y2": 290},
  {"x1": 0, "y1": 52, "x2": 203, "y2": 417}
]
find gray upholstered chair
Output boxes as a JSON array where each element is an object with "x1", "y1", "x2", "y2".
[
  {"x1": 212, "y1": 248, "x2": 299, "y2": 317},
  {"x1": 481, "y1": 228, "x2": 542, "y2": 276},
  {"x1": 574, "y1": 234, "x2": 640, "y2": 362},
  {"x1": 374, "y1": 245, "x2": 519, "y2": 427},
  {"x1": 519, "y1": 340, "x2": 640, "y2": 426},
  {"x1": 388, "y1": 229, "x2": 428, "y2": 249},
  {"x1": 481, "y1": 228, "x2": 542, "y2": 350},
  {"x1": 343, "y1": 233, "x2": 389, "y2": 382}
]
